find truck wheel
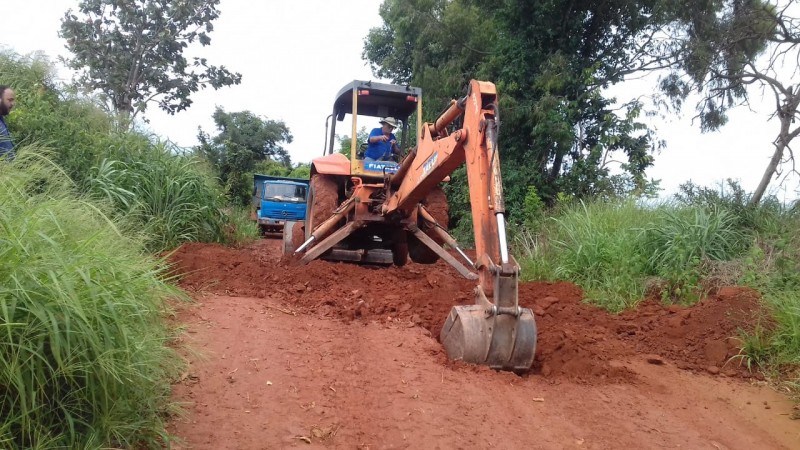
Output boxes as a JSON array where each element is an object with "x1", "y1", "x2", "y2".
[
  {"x1": 305, "y1": 174, "x2": 339, "y2": 241},
  {"x1": 409, "y1": 186, "x2": 449, "y2": 264}
]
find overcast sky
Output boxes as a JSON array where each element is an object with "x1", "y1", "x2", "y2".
[{"x1": 4, "y1": 0, "x2": 798, "y2": 202}]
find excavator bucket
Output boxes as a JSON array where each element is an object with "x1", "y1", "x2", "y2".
[
  {"x1": 440, "y1": 305, "x2": 537, "y2": 372},
  {"x1": 440, "y1": 262, "x2": 537, "y2": 372}
]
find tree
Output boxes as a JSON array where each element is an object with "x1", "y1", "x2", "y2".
[
  {"x1": 658, "y1": 0, "x2": 799, "y2": 205},
  {"x1": 363, "y1": 0, "x2": 667, "y2": 224},
  {"x1": 197, "y1": 107, "x2": 293, "y2": 205},
  {"x1": 288, "y1": 164, "x2": 311, "y2": 179},
  {"x1": 60, "y1": 0, "x2": 241, "y2": 123}
]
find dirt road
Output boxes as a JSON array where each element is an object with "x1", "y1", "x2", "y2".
[{"x1": 167, "y1": 240, "x2": 799, "y2": 449}]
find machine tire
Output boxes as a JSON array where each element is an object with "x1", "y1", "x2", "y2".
[
  {"x1": 282, "y1": 221, "x2": 305, "y2": 256},
  {"x1": 305, "y1": 174, "x2": 339, "y2": 241},
  {"x1": 408, "y1": 186, "x2": 449, "y2": 264},
  {"x1": 391, "y1": 229, "x2": 409, "y2": 266}
]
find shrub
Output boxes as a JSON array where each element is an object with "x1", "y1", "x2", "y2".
[
  {"x1": 641, "y1": 206, "x2": 747, "y2": 301},
  {"x1": 87, "y1": 144, "x2": 226, "y2": 252}
]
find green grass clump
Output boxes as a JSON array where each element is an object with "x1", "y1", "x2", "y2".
[
  {"x1": 762, "y1": 291, "x2": 800, "y2": 366},
  {"x1": 641, "y1": 206, "x2": 747, "y2": 302},
  {"x1": 0, "y1": 150, "x2": 183, "y2": 449},
  {"x1": 517, "y1": 200, "x2": 653, "y2": 311},
  {"x1": 733, "y1": 290, "x2": 800, "y2": 387},
  {"x1": 86, "y1": 145, "x2": 227, "y2": 252},
  {"x1": 224, "y1": 206, "x2": 261, "y2": 247}
]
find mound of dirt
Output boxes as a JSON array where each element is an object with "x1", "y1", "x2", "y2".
[
  {"x1": 615, "y1": 287, "x2": 764, "y2": 376},
  {"x1": 167, "y1": 241, "x2": 764, "y2": 382},
  {"x1": 523, "y1": 283, "x2": 638, "y2": 383}
]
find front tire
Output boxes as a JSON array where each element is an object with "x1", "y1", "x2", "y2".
[{"x1": 282, "y1": 221, "x2": 305, "y2": 256}]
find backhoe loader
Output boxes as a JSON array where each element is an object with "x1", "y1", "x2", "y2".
[{"x1": 286, "y1": 79, "x2": 537, "y2": 371}]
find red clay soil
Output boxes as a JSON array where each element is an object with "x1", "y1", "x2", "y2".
[
  {"x1": 168, "y1": 240, "x2": 763, "y2": 382},
  {"x1": 166, "y1": 239, "x2": 799, "y2": 449}
]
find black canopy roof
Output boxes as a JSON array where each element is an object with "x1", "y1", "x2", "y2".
[{"x1": 332, "y1": 80, "x2": 422, "y2": 121}]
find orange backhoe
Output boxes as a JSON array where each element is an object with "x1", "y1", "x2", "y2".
[{"x1": 285, "y1": 79, "x2": 537, "y2": 371}]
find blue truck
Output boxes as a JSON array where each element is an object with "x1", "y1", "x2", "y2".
[{"x1": 252, "y1": 174, "x2": 308, "y2": 235}]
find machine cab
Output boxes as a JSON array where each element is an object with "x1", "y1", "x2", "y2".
[{"x1": 325, "y1": 80, "x2": 423, "y2": 178}]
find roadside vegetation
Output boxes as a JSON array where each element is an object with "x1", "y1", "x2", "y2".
[
  {"x1": 514, "y1": 180, "x2": 800, "y2": 391},
  {"x1": 0, "y1": 51, "x2": 255, "y2": 448},
  {"x1": 0, "y1": 150, "x2": 183, "y2": 448},
  {"x1": 2, "y1": 52, "x2": 244, "y2": 252}
]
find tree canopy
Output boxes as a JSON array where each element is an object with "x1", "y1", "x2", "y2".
[
  {"x1": 363, "y1": 0, "x2": 799, "y2": 218},
  {"x1": 657, "y1": 0, "x2": 798, "y2": 204},
  {"x1": 363, "y1": 0, "x2": 668, "y2": 227},
  {"x1": 197, "y1": 107, "x2": 294, "y2": 205},
  {"x1": 60, "y1": 0, "x2": 241, "y2": 122}
]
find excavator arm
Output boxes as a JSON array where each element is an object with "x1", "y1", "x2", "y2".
[
  {"x1": 384, "y1": 80, "x2": 507, "y2": 292},
  {"x1": 294, "y1": 79, "x2": 537, "y2": 371},
  {"x1": 382, "y1": 80, "x2": 537, "y2": 371}
]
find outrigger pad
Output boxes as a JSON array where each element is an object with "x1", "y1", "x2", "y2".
[{"x1": 440, "y1": 305, "x2": 537, "y2": 372}]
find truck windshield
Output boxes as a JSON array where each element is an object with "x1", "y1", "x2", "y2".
[{"x1": 263, "y1": 183, "x2": 307, "y2": 203}]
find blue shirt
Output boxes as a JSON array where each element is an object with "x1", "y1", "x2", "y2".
[
  {"x1": 365, "y1": 127, "x2": 397, "y2": 160},
  {"x1": 0, "y1": 116, "x2": 14, "y2": 161}
]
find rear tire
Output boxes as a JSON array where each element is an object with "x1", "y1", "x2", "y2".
[
  {"x1": 408, "y1": 186, "x2": 449, "y2": 264},
  {"x1": 305, "y1": 174, "x2": 339, "y2": 240},
  {"x1": 391, "y1": 229, "x2": 408, "y2": 266}
]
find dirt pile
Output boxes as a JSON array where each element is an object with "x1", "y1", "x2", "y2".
[
  {"x1": 168, "y1": 241, "x2": 475, "y2": 331},
  {"x1": 615, "y1": 287, "x2": 763, "y2": 376},
  {"x1": 168, "y1": 241, "x2": 764, "y2": 382},
  {"x1": 523, "y1": 283, "x2": 638, "y2": 383}
]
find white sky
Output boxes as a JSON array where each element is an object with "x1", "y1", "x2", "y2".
[{"x1": 4, "y1": 0, "x2": 798, "y2": 202}]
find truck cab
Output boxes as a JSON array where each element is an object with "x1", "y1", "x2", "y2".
[{"x1": 254, "y1": 175, "x2": 308, "y2": 234}]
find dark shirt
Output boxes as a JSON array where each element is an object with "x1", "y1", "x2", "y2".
[
  {"x1": 365, "y1": 127, "x2": 397, "y2": 160},
  {"x1": 0, "y1": 116, "x2": 14, "y2": 161}
]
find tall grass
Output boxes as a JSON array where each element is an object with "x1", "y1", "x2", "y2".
[
  {"x1": 764, "y1": 292, "x2": 800, "y2": 366},
  {"x1": 641, "y1": 206, "x2": 747, "y2": 301},
  {"x1": 518, "y1": 200, "x2": 651, "y2": 311},
  {"x1": 735, "y1": 217, "x2": 800, "y2": 376},
  {"x1": 517, "y1": 199, "x2": 749, "y2": 310},
  {"x1": 0, "y1": 149, "x2": 183, "y2": 448},
  {"x1": 87, "y1": 144, "x2": 226, "y2": 252},
  {"x1": 2, "y1": 51, "x2": 230, "y2": 253},
  {"x1": 224, "y1": 206, "x2": 261, "y2": 247}
]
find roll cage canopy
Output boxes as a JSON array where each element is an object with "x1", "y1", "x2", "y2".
[{"x1": 332, "y1": 80, "x2": 422, "y2": 121}]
